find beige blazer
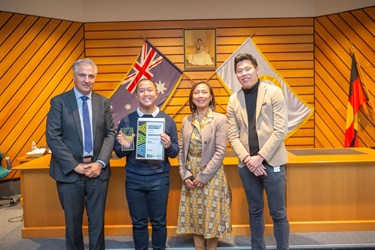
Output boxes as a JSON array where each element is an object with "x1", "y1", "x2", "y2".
[
  {"x1": 179, "y1": 112, "x2": 228, "y2": 184},
  {"x1": 227, "y1": 81, "x2": 288, "y2": 167}
]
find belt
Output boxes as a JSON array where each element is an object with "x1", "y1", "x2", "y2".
[{"x1": 83, "y1": 156, "x2": 93, "y2": 163}]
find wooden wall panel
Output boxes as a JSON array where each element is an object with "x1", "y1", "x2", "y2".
[
  {"x1": 314, "y1": 7, "x2": 375, "y2": 148},
  {"x1": 0, "y1": 12, "x2": 84, "y2": 177},
  {"x1": 84, "y1": 17, "x2": 315, "y2": 151}
]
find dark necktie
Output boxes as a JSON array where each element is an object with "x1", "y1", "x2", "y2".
[{"x1": 81, "y1": 96, "x2": 93, "y2": 154}]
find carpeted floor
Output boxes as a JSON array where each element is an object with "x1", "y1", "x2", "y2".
[{"x1": 1, "y1": 201, "x2": 374, "y2": 250}]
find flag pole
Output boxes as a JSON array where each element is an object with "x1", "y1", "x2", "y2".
[
  {"x1": 168, "y1": 73, "x2": 194, "y2": 118},
  {"x1": 206, "y1": 72, "x2": 216, "y2": 82},
  {"x1": 206, "y1": 72, "x2": 228, "y2": 113},
  {"x1": 350, "y1": 43, "x2": 375, "y2": 116}
]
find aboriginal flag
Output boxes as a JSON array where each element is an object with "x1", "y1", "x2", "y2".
[{"x1": 344, "y1": 54, "x2": 369, "y2": 147}]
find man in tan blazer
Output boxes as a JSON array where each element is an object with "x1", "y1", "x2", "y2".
[{"x1": 227, "y1": 53, "x2": 290, "y2": 250}]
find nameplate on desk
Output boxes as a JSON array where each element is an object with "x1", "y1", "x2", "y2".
[{"x1": 26, "y1": 148, "x2": 49, "y2": 158}]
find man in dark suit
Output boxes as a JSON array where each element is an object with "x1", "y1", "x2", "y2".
[{"x1": 46, "y1": 58, "x2": 116, "y2": 250}]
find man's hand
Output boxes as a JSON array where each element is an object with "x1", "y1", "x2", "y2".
[
  {"x1": 160, "y1": 132, "x2": 171, "y2": 148},
  {"x1": 83, "y1": 162, "x2": 102, "y2": 178},
  {"x1": 74, "y1": 164, "x2": 87, "y2": 175},
  {"x1": 244, "y1": 155, "x2": 267, "y2": 176},
  {"x1": 252, "y1": 164, "x2": 267, "y2": 176}
]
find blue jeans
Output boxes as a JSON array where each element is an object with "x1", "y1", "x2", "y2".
[
  {"x1": 239, "y1": 163, "x2": 289, "y2": 250},
  {"x1": 125, "y1": 176, "x2": 170, "y2": 250}
]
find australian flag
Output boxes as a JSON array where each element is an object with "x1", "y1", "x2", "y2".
[{"x1": 110, "y1": 40, "x2": 182, "y2": 127}]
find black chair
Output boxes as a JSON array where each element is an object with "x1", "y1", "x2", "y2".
[{"x1": 0, "y1": 151, "x2": 16, "y2": 204}]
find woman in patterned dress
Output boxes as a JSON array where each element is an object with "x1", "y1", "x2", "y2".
[{"x1": 176, "y1": 81, "x2": 232, "y2": 249}]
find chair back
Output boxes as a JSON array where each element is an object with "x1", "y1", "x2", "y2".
[{"x1": 0, "y1": 151, "x2": 12, "y2": 179}]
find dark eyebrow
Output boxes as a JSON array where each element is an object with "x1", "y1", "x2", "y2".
[{"x1": 78, "y1": 73, "x2": 95, "y2": 77}]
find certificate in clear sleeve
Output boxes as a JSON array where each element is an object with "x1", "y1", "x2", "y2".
[{"x1": 136, "y1": 118, "x2": 165, "y2": 160}]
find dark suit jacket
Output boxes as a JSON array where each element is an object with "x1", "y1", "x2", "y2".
[{"x1": 46, "y1": 88, "x2": 116, "y2": 183}]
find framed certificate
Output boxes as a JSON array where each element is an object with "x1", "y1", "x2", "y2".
[{"x1": 136, "y1": 117, "x2": 165, "y2": 160}]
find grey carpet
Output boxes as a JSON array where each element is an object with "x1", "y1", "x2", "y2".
[{"x1": 1, "y1": 202, "x2": 374, "y2": 250}]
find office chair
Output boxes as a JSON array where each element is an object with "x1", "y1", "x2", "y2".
[{"x1": 0, "y1": 151, "x2": 16, "y2": 204}]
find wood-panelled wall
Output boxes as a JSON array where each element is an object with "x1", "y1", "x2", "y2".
[
  {"x1": 84, "y1": 17, "x2": 316, "y2": 150},
  {"x1": 1, "y1": 7, "x2": 374, "y2": 177},
  {"x1": 0, "y1": 12, "x2": 85, "y2": 178},
  {"x1": 314, "y1": 8, "x2": 375, "y2": 148}
]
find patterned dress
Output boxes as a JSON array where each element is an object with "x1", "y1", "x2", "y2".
[{"x1": 176, "y1": 112, "x2": 232, "y2": 239}]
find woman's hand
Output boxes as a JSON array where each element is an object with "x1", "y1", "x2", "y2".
[
  {"x1": 184, "y1": 178, "x2": 195, "y2": 189},
  {"x1": 193, "y1": 178, "x2": 204, "y2": 188}
]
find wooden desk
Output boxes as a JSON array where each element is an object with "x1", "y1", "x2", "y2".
[
  {"x1": 14, "y1": 148, "x2": 375, "y2": 238},
  {"x1": 286, "y1": 148, "x2": 375, "y2": 232},
  {"x1": 18, "y1": 149, "x2": 49, "y2": 164}
]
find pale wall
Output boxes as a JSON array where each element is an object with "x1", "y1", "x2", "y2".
[{"x1": 1, "y1": 0, "x2": 374, "y2": 22}]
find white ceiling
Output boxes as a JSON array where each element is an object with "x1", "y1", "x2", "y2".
[{"x1": 1, "y1": 0, "x2": 374, "y2": 22}]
